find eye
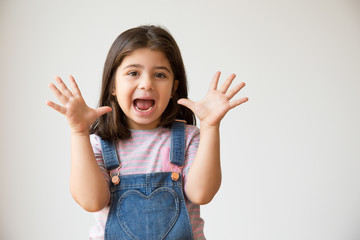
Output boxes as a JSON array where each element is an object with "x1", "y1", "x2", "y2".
[
  {"x1": 127, "y1": 71, "x2": 139, "y2": 77},
  {"x1": 155, "y1": 72, "x2": 166, "y2": 78}
]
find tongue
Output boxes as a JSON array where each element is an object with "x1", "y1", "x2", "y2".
[{"x1": 134, "y1": 99, "x2": 154, "y2": 110}]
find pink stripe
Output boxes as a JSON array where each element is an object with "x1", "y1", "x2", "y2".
[
  {"x1": 192, "y1": 226, "x2": 203, "y2": 233},
  {"x1": 186, "y1": 152, "x2": 197, "y2": 158},
  {"x1": 188, "y1": 208, "x2": 200, "y2": 213},
  {"x1": 120, "y1": 154, "x2": 156, "y2": 159},
  {"x1": 122, "y1": 160, "x2": 152, "y2": 164},
  {"x1": 191, "y1": 220, "x2": 204, "y2": 224},
  {"x1": 121, "y1": 171, "x2": 147, "y2": 175},
  {"x1": 150, "y1": 166, "x2": 162, "y2": 172},
  {"x1": 121, "y1": 165, "x2": 148, "y2": 171},
  {"x1": 130, "y1": 129, "x2": 167, "y2": 137},
  {"x1": 187, "y1": 147, "x2": 198, "y2": 152},
  {"x1": 120, "y1": 149, "x2": 151, "y2": 154},
  {"x1": 119, "y1": 142, "x2": 161, "y2": 149},
  {"x1": 120, "y1": 165, "x2": 162, "y2": 172},
  {"x1": 193, "y1": 233, "x2": 204, "y2": 238},
  {"x1": 128, "y1": 135, "x2": 164, "y2": 141}
]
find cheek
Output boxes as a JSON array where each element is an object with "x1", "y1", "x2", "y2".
[
  {"x1": 162, "y1": 83, "x2": 175, "y2": 97},
  {"x1": 115, "y1": 88, "x2": 132, "y2": 108}
]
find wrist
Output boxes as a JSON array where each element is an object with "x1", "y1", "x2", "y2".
[
  {"x1": 71, "y1": 129, "x2": 90, "y2": 137},
  {"x1": 200, "y1": 121, "x2": 220, "y2": 131}
]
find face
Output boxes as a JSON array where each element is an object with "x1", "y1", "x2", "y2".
[{"x1": 113, "y1": 48, "x2": 178, "y2": 130}]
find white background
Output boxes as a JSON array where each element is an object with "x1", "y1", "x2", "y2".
[{"x1": 1, "y1": 0, "x2": 359, "y2": 239}]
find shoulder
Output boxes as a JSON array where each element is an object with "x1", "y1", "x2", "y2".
[
  {"x1": 184, "y1": 124, "x2": 200, "y2": 148},
  {"x1": 90, "y1": 133, "x2": 101, "y2": 144},
  {"x1": 185, "y1": 124, "x2": 200, "y2": 138},
  {"x1": 90, "y1": 134, "x2": 102, "y2": 154}
]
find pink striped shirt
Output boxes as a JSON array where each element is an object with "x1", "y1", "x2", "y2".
[{"x1": 89, "y1": 125, "x2": 206, "y2": 239}]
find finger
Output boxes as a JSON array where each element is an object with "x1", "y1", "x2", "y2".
[
  {"x1": 55, "y1": 76, "x2": 74, "y2": 98},
  {"x1": 225, "y1": 82, "x2": 246, "y2": 100},
  {"x1": 46, "y1": 100, "x2": 67, "y2": 115},
  {"x1": 95, "y1": 106, "x2": 112, "y2": 118},
  {"x1": 219, "y1": 73, "x2": 236, "y2": 93},
  {"x1": 48, "y1": 82, "x2": 69, "y2": 105},
  {"x1": 68, "y1": 75, "x2": 82, "y2": 97},
  {"x1": 177, "y1": 98, "x2": 195, "y2": 111},
  {"x1": 229, "y1": 97, "x2": 249, "y2": 109},
  {"x1": 209, "y1": 71, "x2": 221, "y2": 91}
]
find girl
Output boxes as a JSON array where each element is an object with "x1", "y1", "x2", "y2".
[{"x1": 46, "y1": 25, "x2": 248, "y2": 239}]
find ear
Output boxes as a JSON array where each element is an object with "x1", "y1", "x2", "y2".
[
  {"x1": 172, "y1": 80, "x2": 179, "y2": 97},
  {"x1": 111, "y1": 87, "x2": 116, "y2": 96}
]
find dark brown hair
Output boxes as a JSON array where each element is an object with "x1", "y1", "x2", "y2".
[{"x1": 90, "y1": 25, "x2": 196, "y2": 140}]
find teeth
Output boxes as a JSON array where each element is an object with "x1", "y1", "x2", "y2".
[{"x1": 135, "y1": 105, "x2": 153, "y2": 112}]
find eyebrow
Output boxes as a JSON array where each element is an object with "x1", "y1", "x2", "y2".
[{"x1": 122, "y1": 64, "x2": 172, "y2": 74}]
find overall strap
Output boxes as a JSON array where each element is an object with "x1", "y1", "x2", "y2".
[
  {"x1": 170, "y1": 121, "x2": 186, "y2": 167},
  {"x1": 100, "y1": 139, "x2": 120, "y2": 171}
]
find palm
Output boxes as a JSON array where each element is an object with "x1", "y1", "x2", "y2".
[
  {"x1": 178, "y1": 72, "x2": 248, "y2": 127},
  {"x1": 46, "y1": 76, "x2": 112, "y2": 134}
]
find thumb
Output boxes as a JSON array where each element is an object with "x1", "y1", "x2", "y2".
[
  {"x1": 95, "y1": 106, "x2": 112, "y2": 118},
  {"x1": 177, "y1": 98, "x2": 195, "y2": 111}
]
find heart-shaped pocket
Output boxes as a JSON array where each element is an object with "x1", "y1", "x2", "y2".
[{"x1": 116, "y1": 187, "x2": 179, "y2": 240}]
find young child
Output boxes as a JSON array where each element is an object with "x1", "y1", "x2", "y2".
[{"x1": 46, "y1": 25, "x2": 248, "y2": 240}]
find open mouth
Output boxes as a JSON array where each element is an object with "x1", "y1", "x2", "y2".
[{"x1": 133, "y1": 99, "x2": 155, "y2": 113}]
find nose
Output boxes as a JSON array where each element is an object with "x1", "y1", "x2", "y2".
[{"x1": 138, "y1": 74, "x2": 153, "y2": 90}]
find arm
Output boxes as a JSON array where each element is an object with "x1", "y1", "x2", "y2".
[
  {"x1": 178, "y1": 71, "x2": 248, "y2": 205},
  {"x1": 46, "y1": 76, "x2": 112, "y2": 212}
]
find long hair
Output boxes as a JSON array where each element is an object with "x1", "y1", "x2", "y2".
[{"x1": 90, "y1": 25, "x2": 195, "y2": 141}]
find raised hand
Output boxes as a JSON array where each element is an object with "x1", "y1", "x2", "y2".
[
  {"x1": 46, "y1": 76, "x2": 112, "y2": 135},
  {"x1": 177, "y1": 71, "x2": 248, "y2": 128}
]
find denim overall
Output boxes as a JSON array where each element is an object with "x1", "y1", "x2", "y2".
[{"x1": 100, "y1": 121, "x2": 193, "y2": 240}]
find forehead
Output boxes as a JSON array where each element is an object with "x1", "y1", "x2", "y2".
[{"x1": 120, "y1": 48, "x2": 172, "y2": 69}]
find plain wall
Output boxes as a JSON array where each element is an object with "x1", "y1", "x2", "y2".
[{"x1": 1, "y1": 0, "x2": 360, "y2": 239}]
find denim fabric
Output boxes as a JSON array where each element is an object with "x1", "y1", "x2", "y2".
[
  {"x1": 100, "y1": 122, "x2": 193, "y2": 240},
  {"x1": 100, "y1": 140, "x2": 120, "y2": 170},
  {"x1": 170, "y1": 121, "x2": 186, "y2": 167}
]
